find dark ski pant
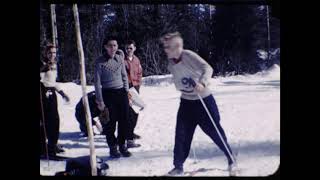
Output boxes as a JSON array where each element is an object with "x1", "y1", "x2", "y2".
[
  {"x1": 127, "y1": 85, "x2": 140, "y2": 140},
  {"x1": 173, "y1": 94, "x2": 233, "y2": 168},
  {"x1": 41, "y1": 86, "x2": 60, "y2": 153},
  {"x1": 75, "y1": 108, "x2": 96, "y2": 135},
  {"x1": 102, "y1": 88, "x2": 129, "y2": 147},
  {"x1": 40, "y1": 118, "x2": 46, "y2": 155}
]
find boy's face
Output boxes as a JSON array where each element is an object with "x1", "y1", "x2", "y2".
[
  {"x1": 163, "y1": 38, "x2": 181, "y2": 59},
  {"x1": 125, "y1": 44, "x2": 136, "y2": 56},
  {"x1": 104, "y1": 40, "x2": 118, "y2": 57},
  {"x1": 47, "y1": 47, "x2": 57, "y2": 62}
]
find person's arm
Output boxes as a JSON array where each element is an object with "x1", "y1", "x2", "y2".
[
  {"x1": 116, "y1": 49, "x2": 125, "y2": 59},
  {"x1": 57, "y1": 89, "x2": 70, "y2": 102},
  {"x1": 121, "y1": 58, "x2": 129, "y2": 92},
  {"x1": 167, "y1": 60, "x2": 173, "y2": 74},
  {"x1": 137, "y1": 58, "x2": 143, "y2": 83},
  {"x1": 88, "y1": 92, "x2": 99, "y2": 119},
  {"x1": 40, "y1": 61, "x2": 50, "y2": 72},
  {"x1": 94, "y1": 59, "x2": 105, "y2": 110},
  {"x1": 185, "y1": 50, "x2": 213, "y2": 87}
]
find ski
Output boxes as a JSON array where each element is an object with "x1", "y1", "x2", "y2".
[
  {"x1": 184, "y1": 167, "x2": 229, "y2": 176},
  {"x1": 40, "y1": 155, "x2": 70, "y2": 161},
  {"x1": 162, "y1": 167, "x2": 234, "y2": 177}
]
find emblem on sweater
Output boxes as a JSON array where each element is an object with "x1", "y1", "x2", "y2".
[{"x1": 180, "y1": 77, "x2": 196, "y2": 93}]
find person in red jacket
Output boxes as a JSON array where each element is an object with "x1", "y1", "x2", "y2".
[{"x1": 124, "y1": 40, "x2": 143, "y2": 148}]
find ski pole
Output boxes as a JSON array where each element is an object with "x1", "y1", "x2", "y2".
[
  {"x1": 40, "y1": 83, "x2": 50, "y2": 167},
  {"x1": 196, "y1": 93, "x2": 236, "y2": 164},
  {"x1": 191, "y1": 142, "x2": 198, "y2": 164}
]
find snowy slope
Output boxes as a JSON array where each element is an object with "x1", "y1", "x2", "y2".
[{"x1": 40, "y1": 64, "x2": 280, "y2": 176}]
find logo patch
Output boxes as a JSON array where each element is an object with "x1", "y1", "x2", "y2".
[{"x1": 180, "y1": 77, "x2": 196, "y2": 93}]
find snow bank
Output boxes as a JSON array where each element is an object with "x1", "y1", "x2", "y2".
[
  {"x1": 253, "y1": 64, "x2": 280, "y2": 79},
  {"x1": 142, "y1": 74, "x2": 173, "y2": 87},
  {"x1": 141, "y1": 64, "x2": 280, "y2": 88},
  {"x1": 40, "y1": 65, "x2": 280, "y2": 176}
]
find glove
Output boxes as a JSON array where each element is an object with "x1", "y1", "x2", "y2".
[
  {"x1": 128, "y1": 92, "x2": 132, "y2": 100},
  {"x1": 96, "y1": 100, "x2": 105, "y2": 111},
  {"x1": 58, "y1": 90, "x2": 70, "y2": 102},
  {"x1": 63, "y1": 94, "x2": 70, "y2": 102},
  {"x1": 99, "y1": 108, "x2": 110, "y2": 125},
  {"x1": 194, "y1": 82, "x2": 205, "y2": 92}
]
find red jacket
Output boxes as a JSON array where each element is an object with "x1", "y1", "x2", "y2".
[{"x1": 124, "y1": 55, "x2": 143, "y2": 86}]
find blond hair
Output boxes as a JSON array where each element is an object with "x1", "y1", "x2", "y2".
[{"x1": 160, "y1": 31, "x2": 183, "y2": 45}]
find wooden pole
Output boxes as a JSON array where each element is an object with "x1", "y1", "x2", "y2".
[
  {"x1": 50, "y1": 4, "x2": 61, "y2": 81},
  {"x1": 266, "y1": 5, "x2": 271, "y2": 62},
  {"x1": 72, "y1": 4, "x2": 97, "y2": 176},
  {"x1": 50, "y1": 4, "x2": 58, "y2": 47}
]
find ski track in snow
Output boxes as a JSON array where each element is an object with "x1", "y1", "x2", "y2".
[{"x1": 40, "y1": 65, "x2": 280, "y2": 176}]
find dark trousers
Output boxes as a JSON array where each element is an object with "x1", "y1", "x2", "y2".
[
  {"x1": 173, "y1": 94, "x2": 233, "y2": 168},
  {"x1": 41, "y1": 86, "x2": 60, "y2": 152},
  {"x1": 127, "y1": 85, "x2": 140, "y2": 140},
  {"x1": 102, "y1": 88, "x2": 129, "y2": 146},
  {"x1": 75, "y1": 108, "x2": 96, "y2": 135},
  {"x1": 40, "y1": 119, "x2": 46, "y2": 155}
]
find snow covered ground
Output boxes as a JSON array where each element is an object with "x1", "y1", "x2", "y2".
[{"x1": 40, "y1": 64, "x2": 280, "y2": 176}]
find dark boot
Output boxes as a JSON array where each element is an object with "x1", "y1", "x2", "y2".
[
  {"x1": 43, "y1": 145, "x2": 68, "y2": 161},
  {"x1": 119, "y1": 144, "x2": 132, "y2": 157},
  {"x1": 48, "y1": 144, "x2": 57, "y2": 156},
  {"x1": 55, "y1": 144, "x2": 65, "y2": 153},
  {"x1": 133, "y1": 133, "x2": 141, "y2": 139},
  {"x1": 168, "y1": 166, "x2": 184, "y2": 175},
  {"x1": 109, "y1": 145, "x2": 121, "y2": 158},
  {"x1": 127, "y1": 140, "x2": 141, "y2": 148}
]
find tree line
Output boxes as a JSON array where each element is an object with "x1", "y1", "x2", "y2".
[{"x1": 40, "y1": 3, "x2": 280, "y2": 84}]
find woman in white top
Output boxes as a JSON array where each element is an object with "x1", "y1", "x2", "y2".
[{"x1": 40, "y1": 43, "x2": 70, "y2": 159}]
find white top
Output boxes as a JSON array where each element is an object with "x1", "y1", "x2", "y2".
[
  {"x1": 167, "y1": 49, "x2": 213, "y2": 100},
  {"x1": 40, "y1": 63, "x2": 61, "y2": 91}
]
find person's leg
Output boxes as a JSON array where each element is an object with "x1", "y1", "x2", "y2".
[
  {"x1": 127, "y1": 106, "x2": 135, "y2": 141},
  {"x1": 44, "y1": 90, "x2": 60, "y2": 154},
  {"x1": 75, "y1": 108, "x2": 87, "y2": 134},
  {"x1": 173, "y1": 99, "x2": 197, "y2": 169},
  {"x1": 52, "y1": 92, "x2": 60, "y2": 145},
  {"x1": 40, "y1": 121, "x2": 47, "y2": 156},
  {"x1": 198, "y1": 95, "x2": 234, "y2": 164},
  {"x1": 102, "y1": 90, "x2": 118, "y2": 147},
  {"x1": 117, "y1": 89, "x2": 130, "y2": 146},
  {"x1": 102, "y1": 90, "x2": 121, "y2": 158},
  {"x1": 117, "y1": 89, "x2": 132, "y2": 157},
  {"x1": 131, "y1": 110, "x2": 139, "y2": 136},
  {"x1": 126, "y1": 105, "x2": 141, "y2": 148},
  {"x1": 132, "y1": 85, "x2": 140, "y2": 138}
]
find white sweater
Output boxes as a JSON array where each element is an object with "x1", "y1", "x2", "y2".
[
  {"x1": 167, "y1": 49, "x2": 213, "y2": 100},
  {"x1": 40, "y1": 63, "x2": 61, "y2": 91}
]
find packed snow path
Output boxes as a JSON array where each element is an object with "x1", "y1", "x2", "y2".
[{"x1": 40, "y1": 65, "x2": 280, "y2": 176}]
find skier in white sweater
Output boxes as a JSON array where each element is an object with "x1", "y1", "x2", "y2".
[{"x1": 160, "y1": 32, "x2": 237, "y2": 175}]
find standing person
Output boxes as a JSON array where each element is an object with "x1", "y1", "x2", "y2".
[
  {"x1": 124, "y1": 40, "x2": 142, "y2": 148},
  {"x1": 40, "y1": 43, "x2": 70, "y2": 158},
  {"x1": 75, "y1": 91, "x2": 105, "y2": 137},
  {"x1": 94, "y1": 36, "x2": 132, "y2": 158},
  {"x1": 160, "y1": 32, "x2": 237, "y2": 175}
]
